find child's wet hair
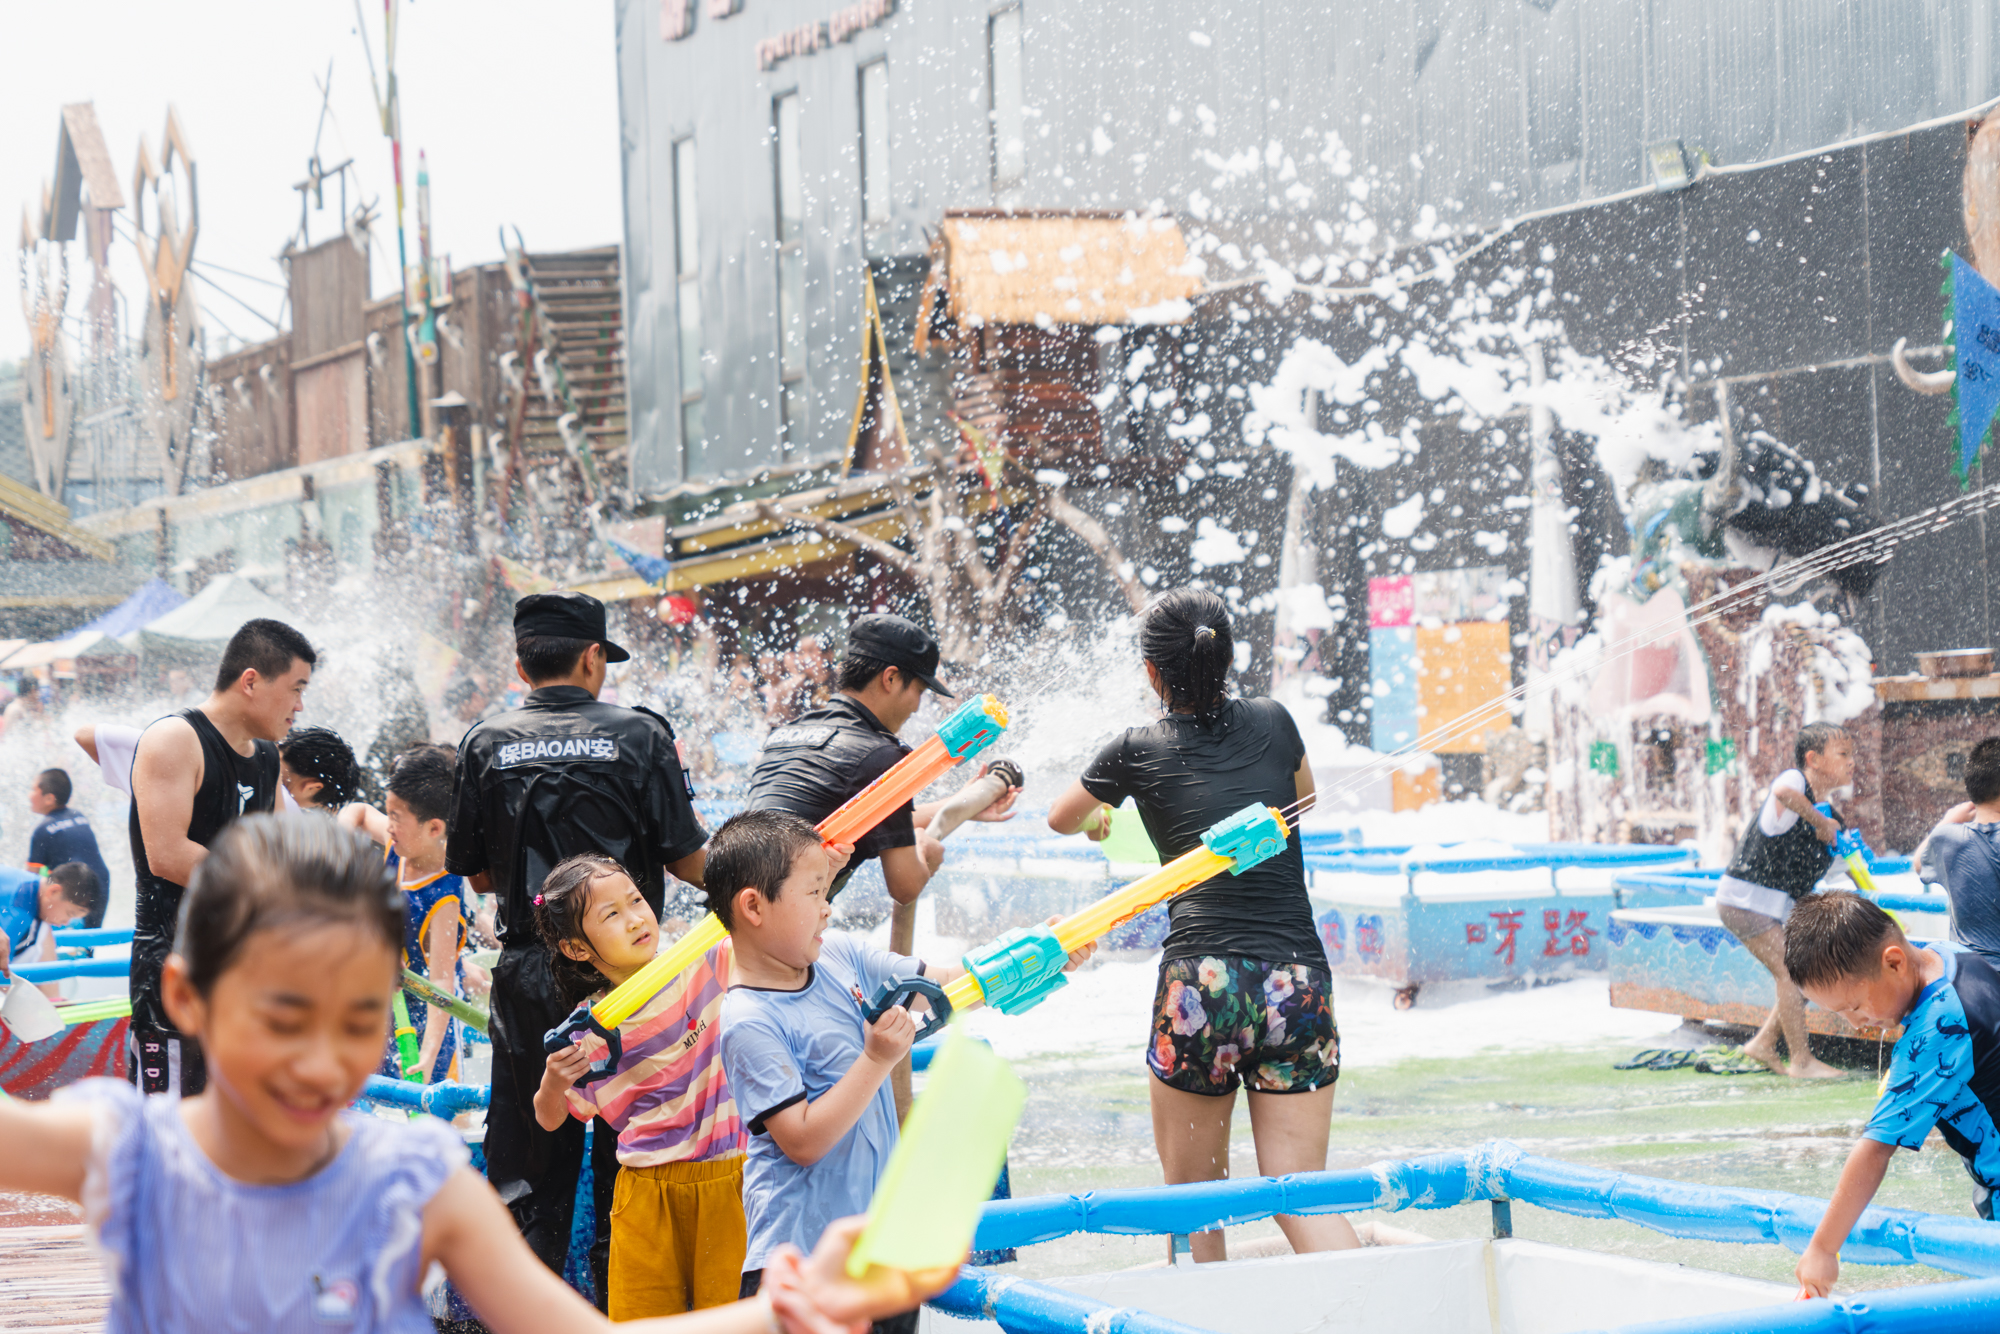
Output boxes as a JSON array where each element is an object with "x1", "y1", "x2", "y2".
[
  {"x1": 533, "y1": 853, "x2": 629, "y2": 1007},
  {"x1": 280, "y1": 727, "x2": 362, "y2": 808},
  {"x1": 175, "y1": 812, "x2": 404, "y2": 996},
  {"x1": 704, "y1": 809, "x2": 823, "y2": 931},
  {"x1": 386, "y1": 744, "x2": 456, "y2": 825},
  {"x1": 1966, "y1": 737, "x2": 2000, "y2": 805},
  {"x1": 1794, "y1": 722, "x2": 1849, "y2": 771},
  {"x1": 48, "y1": 862, "x2": 98, "y2": 914},
  {"x1": 1785, "y1": 890, "x2": 1902, "y2": 991}
]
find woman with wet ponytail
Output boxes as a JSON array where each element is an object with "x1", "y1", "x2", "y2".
[
  {"x1": 1048, "y1": 585, "x2": 1359, "y2": 1263},
  {"x1": 1138, "y1": 588, "x2": 1235, "y2": 724}
]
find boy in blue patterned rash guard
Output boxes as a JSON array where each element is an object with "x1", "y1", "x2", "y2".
[{"x1": 1786, "y1": 891, "x2": 2000, "y2": 1299}]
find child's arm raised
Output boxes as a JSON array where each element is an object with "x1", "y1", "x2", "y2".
[
  {"x1": 763, "y1": 1004, "x2": 915, "y2": 1168},
  {"x1": 1774, "y1": 784, "x2": 1839, "y2": 845},
  {"x1": 1795, "y1": 1137, "x2": 1894, "y2": 1298},
  {"x1": 339, "y1": 802, "x2": 391, "y2": 846},
  {"x1": 0, "y1": 1095, "x2": 94, "y2": 1203}
]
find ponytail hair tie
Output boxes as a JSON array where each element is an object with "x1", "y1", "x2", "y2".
[
  {"x1": 1193, "y1": 625, "x2": 1216, "y2": 642},
  {"x1": 533, "y1": 894, "x2": 545, "y2": 906}
]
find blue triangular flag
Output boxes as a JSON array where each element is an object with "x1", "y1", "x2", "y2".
[
  {"x1": 1949, "y1": 252, "x2": 2000, "y2": 485},
  {"x1": 604, "y1": 534, "x2": 673, "y2": 588}
]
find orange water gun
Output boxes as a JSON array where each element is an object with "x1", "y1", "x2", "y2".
[{"x1": 545, "y1": 694, "x2": 1010, "y2": 1082}]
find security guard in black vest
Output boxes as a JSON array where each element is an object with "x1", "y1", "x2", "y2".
[
  {"x1": 446, "y1": 590, "x2": 707, "y2": 1297},
  {"x1": 745, "y1": 614, "x2": 1017, "y2": 904}
]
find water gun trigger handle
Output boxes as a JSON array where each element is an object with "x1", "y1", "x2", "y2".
[
  {"x1": 542, "y1": 1004, "x2": 624, "y2": 1087},
  {"x1": 1815, "y1": 803, "x2": 1874, "y2": 855},
  {"x1": 862, "y1": 975, "x2": 953, "y2": 1044}
]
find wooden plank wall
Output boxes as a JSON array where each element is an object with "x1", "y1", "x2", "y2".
[
  {"x1": 0, "y1": 1225, "x2": 107, "y2": 1331},
  {"x1": 206, "y1": 336, "x2": 294, "y2": 482}
]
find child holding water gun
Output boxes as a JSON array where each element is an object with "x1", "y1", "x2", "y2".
[
  {"x1": 711, "y1": 809, "x2": 1092, "y2": 1334},
  {"x1": 344, "y1": 746, "x2": 468, "y2": 1084},
  {"x1": 0, "y1": 813, "x2": 951, "y2": 1332},
  {"x1": 531, "y1": 850, "x2": 809, "y2": 1319},
  {"x1": 1714, "y1": 722, "x2": 1853, "y2": 1079}
]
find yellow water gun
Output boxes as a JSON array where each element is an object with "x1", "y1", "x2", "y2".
[{"x1": 864, "y1": 802, "x2": 1292, "y2": 1038}]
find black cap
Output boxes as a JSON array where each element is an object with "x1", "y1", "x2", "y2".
[
  {"x1": 846, "y1": 613, "x2": 951, "y2": 696},
  {"x1": 514, "y1": 590, "x2": 631, "y2": 663}
]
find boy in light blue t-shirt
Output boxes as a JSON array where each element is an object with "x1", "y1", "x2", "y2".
[
  {"x1": 710, "y1": 810, "x2": 924, "y2": 1334},
  {"x1": 711, "y1": 809, "x2": 1092, "y2": 1334}
]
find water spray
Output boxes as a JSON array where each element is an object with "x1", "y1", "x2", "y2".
[{"x1": 1311, "y1": 479, "x2": 2000, "y2": 812}]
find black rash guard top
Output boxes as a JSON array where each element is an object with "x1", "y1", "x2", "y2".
[
  {"x1": 744, "y1": 694, "x2": 916, "y2": 898},
  {"x1": 1725, "y1": 771, "x2": 1837, "y2": 901},
  {"x1": 1080, "y1": 696, "x2": 1321, "y2": 969},
  {"x1": 446, "y1": 685, "x2": 708, "y2": 947},
  {"x1": 128, "y1": 708, "x2": 279, "y2": 1031}
]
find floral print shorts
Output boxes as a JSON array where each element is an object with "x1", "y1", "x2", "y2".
[{"x1": 1148, "y1": 955, "x2": 1339, "y2": 1096}]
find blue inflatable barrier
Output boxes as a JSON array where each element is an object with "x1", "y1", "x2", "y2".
[
  {"x1": 932, "y1": 1267, "x2": 1217, "y2": 1334},
  {"x1": 1614, "y1": 868, "x2": 1939, "y2": 914},
  {"x1": 49, "y1": 926, "x2": 133, "y2": 947},
  {"x1": 11, "y1": 954, "x2": 133, "y2": 982},
  {"x1": 1598, "y1": 1276, "x2": 2000, "y2": 1334},
  {"x1": 1307, "y1": 842, "x2": 1696, "y2": 877},
  {"x1": 357, "y1": 1075, "x2": 489, "y2": 1119},
  {"x1": 967, "y1": 1140, "x2": 2000, "y2": 1279}
]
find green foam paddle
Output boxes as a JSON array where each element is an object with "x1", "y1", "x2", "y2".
[
  {"x1": 845, "y1": 1024, "x2": 1026, "y2": 1277},
  {"x1": 1097, "y1": 799, "x2": 1160, "y2": 867},
  {"x1": 57, "y1": 997, "x2": 131, "y2": 1027}
]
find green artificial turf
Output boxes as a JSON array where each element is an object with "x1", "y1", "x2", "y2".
[{"x1": 993, "y1": 1039, "x2": 1979, "y2": 1293}]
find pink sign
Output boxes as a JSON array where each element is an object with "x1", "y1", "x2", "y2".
[{"x1": 1368, "y1": 576, "x2": 1414, "y2": 629}]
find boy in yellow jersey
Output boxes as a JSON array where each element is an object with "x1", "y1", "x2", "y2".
[{"x1": 345, "y1": 745, "x2": 467, "y2": 1082}]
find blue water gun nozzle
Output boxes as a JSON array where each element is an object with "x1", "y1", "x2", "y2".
[
  {"x1": 962, "y1": 925, "x2": 1071, "y2": 1016},
  {"x1": 1201, "y1": 803, "x2": 1290, "y2": 875},
  {"x1": 1815, "y1": 802, "x2": 1879, "y2": 892}
]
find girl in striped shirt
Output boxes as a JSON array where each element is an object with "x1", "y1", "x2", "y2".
[{"x1": 533, "y1": 854, "x2": 755, "y2": 1318}]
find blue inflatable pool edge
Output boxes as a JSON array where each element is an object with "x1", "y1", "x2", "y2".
[
  {"x1": 356, "y1": 1075, "x2": 489, "y2": 1118},
  {"x1": 942, "y1": 1138, "x2": 2000, "y2": 1334}
]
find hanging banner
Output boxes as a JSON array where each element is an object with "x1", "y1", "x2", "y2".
[{"x1": 1948, "y1": 251, "x2": 2000, "y2": 486}]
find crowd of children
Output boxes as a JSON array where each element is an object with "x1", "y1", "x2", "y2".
[{"x1": 13, "y1": 589, "x2": 2000, "y2": 1329}]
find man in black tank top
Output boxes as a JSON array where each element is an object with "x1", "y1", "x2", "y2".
[{"x1": 128, "y1": 618, "x2": 313, "y2": 1096}]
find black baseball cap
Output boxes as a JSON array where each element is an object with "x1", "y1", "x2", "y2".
[
  {"x1": 514, "y1": 590, "x2": 631, "y2": 663},
  {"x1": 846, "y1": 613, "x2": 951, "y2": 696}
]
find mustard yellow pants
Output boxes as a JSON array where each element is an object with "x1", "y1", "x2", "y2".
[{"x1": 608, "y1": 1156, "x2": 747, "y2": 1320}]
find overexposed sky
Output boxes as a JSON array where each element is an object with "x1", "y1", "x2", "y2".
[{"x1": 2, "y1": 0, "x2": 621, "y2": 363}]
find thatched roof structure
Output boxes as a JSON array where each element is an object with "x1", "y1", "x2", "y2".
[{"x1": 918, "y1": 210, "x2": 1201, "y2": 345}]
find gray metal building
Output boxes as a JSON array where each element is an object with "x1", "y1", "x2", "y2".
[{"x1": 613, "y1": 0, "x2": 2000, "y2": 493}]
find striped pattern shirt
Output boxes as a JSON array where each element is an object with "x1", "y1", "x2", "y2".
[{"x1": 566, "y1": 938, "x2": 745, "y2": 1167}]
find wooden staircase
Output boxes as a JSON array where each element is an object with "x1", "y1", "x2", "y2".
[{"x1": 501, "y1": 243, "x2": 627, "y2": 499}]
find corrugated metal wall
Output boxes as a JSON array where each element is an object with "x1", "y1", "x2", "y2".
[{"x1": 616, "y1": 0, "x2": 1999, "y2": 491}]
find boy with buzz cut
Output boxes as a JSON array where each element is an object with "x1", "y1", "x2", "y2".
[
  {"x1": 1787, "y1": 891, "x2": 2000, "y2": 1298},
  {"x1": 343, "y1": 745, "x2": 467, "y2": 1083},
  {"x1": 0, "y1": 861, "x2": 95, "y2": 981},
  {"x1": 711, "y1": 809, "x2": 1093, "y2": 1334}
]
